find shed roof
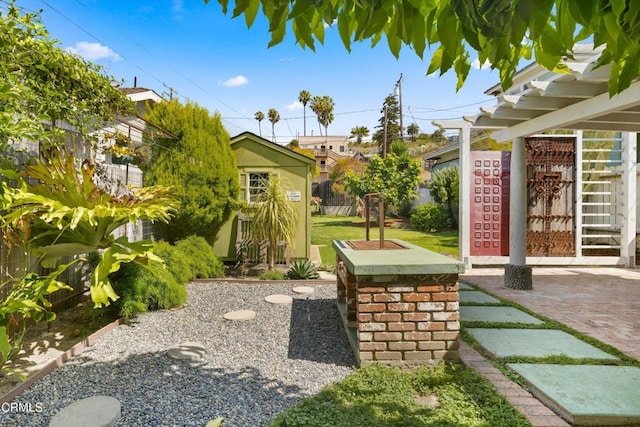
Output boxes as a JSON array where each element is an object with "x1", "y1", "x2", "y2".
[{"x1": 230, "y1": 132, "x2": 316, "y2": 166}]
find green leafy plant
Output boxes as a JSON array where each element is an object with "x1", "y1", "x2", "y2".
[
  {"x1": 343, "y1": 153, "x2": 422, "y2": 217},
  {"x1": 0, "y1": 261, "x2": 75, "y2": 377},
  {"x1": 410, "y1": 203, "x2": 452, "y2": 232},
  {"x1": 212, "y1": 0, "x2": 640, "y2": 96},
  {"x1": 286, "y1": 260, "x2": 319, "y2": 280},
  {"x1": 259, "y1": 270, "x2": 286, "y2": 280},
  {"x1": 427, "y1": 166, "x2": 460, "y2": 227},
  {"x1": 175, "y1": 235, "x2": 225, "y2": 279},
  {"x1": 0, "y1": 147, "x2": 177, "y2": 308}
]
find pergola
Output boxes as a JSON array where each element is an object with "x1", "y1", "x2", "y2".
[{"x1": 434, "y1": 44, "x2": 638, "y2": 288}]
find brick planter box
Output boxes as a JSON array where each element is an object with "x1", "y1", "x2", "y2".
[{"x1": 334, "y1": 239, "x2": 464, "y2": 366}]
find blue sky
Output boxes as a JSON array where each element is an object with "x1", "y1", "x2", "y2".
[{"x1": 14, "y1": 0, "x2": 502, "y2": 142}]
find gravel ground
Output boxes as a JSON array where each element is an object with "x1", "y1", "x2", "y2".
[{"x1": 2, "y1": 282, "x2": 356, "y2": 426}]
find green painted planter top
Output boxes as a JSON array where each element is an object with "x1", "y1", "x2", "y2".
[{"x1": 333, "y1": 239, "x2": 465, "y2": 275}]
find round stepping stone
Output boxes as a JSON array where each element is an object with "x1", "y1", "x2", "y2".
[
  {"x1": 167, "y1": 342, "x2": 207, "y2": 360},
  {"x1": 223, "y1": 309, "x2": 256, "y2": 321},
  {"x1": 49, "y1": 396, "x2": 120, "y2": 427},
  {"x1": 292, "y1": 286, "x2": 315, "y2": 295},
  {"x1": 264, "y1": 294, "x2": 293, "y2": 304}
]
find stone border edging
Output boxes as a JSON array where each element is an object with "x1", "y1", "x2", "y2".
[
  {"x1": 0, "y1": 317, "x2": 123, "y2": 405},
  {"x1": 193, "y1": 278, "x2": 335, "y2": 285}
]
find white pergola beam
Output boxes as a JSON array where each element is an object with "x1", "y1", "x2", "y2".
[
  {"x1": 528, "y1": 80, "x2": 608, "y2": 98},
  {"x1": 482, "y1": 106, "x2": 545, "y2": 120},
  {"x1": 568, "y1": 61, "x2": 612, "y2": 82},
  {"x1": 500, "y1": 94, "x2": 579, "y2": 110},
  {"x1": 492, "y1": 79, "x2": 640, "y2": 143}
]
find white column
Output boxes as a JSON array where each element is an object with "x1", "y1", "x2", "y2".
[
  {"x1": 459, "y1": 126, "x2": 471, "y2": 268},
  {"x1": 575, "y1": 131, "x2": 583, "y2": 257},
  {"x1": 621, "y1": 132, "x2": 637, "y2": 266},
  {"x1": 509, "y1": 137, "x2": 527, "y2": 265}
]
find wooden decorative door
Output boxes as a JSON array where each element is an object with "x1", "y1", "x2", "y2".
[{"x1": 525, "y1": 137, "x2": 575, "y2": 256}]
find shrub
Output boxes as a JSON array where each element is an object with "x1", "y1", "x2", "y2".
[
  {"x1": 259, "y1": 270, "x2": 286, "y2": 280},
  {"x1": 410, "y1": 203, "x2": 452, "y2": 232},
  {"x1": 427, "y1": 166, "x2": 459, "y2": 227},
  {"x1": 153, "y1": 240, "x2": 194, "y2": 284},
  {"x1": 286, "y1": 260, "x2": 319, "y2": 280},
  {"x1": 108, "y1": 262, "x2": 187, "y2": 320},
  {"x1": 175, "y1": 235, "x2": 224, "y2": 278}
]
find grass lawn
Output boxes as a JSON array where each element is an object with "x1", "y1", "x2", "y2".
[
  {"x1": 271, "y1": 362, "x2": 531, "y2": 426},
  {"x1": 311, "y1": 215, "x2": 459, "y2": 266}
]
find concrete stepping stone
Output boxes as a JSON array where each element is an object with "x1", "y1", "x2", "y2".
[
  {"x1": 49, "y1": 396, "x2": 120, "y2": 427},
  {"x1": 459, "y1": 291, "x2": 500, "y2": 304},
  {"x1": 458, "y1": 282, "x2": 474, "y2": 291},
  {"x1": 466, "y1": 328, "x2": 619, "y2": 360},
  {"x1": 265, "y1": 294, "x2": 293, "y2": 304},
  {"x1": 292, "y1": 286, "x2": 315, "y2": 295},
  {"x1": 460, "y1": 306, "x2": 544, "y2": 324},
  {"x1": 507, "y1": 364, "x2": 640, "y2": 426},
  {"x1": 223, "y1": 309, "x2": 256, "y2": 321},
  {"x1": 167, "y1": 342, "x2": 206, "y2": 360}
]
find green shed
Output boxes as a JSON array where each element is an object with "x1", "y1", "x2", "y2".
[{"x1": 214, "y1": 132, "x2": 315, "y2": 263}]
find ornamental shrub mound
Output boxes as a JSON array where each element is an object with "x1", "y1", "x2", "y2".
[
  {"x1": 410, "y1": 203, "x2": 452, "y2": 232},
  {"x1": 175, "y1": 235, "x2": 224, "y2": 279}
]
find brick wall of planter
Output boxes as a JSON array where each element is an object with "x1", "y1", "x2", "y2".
[{"x1": 337, "y1": 258, "x2": 460, "y2": 366}]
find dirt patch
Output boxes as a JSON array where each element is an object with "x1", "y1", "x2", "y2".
[{"x1": 0, "y1": 299, "x2": 117, "y2": 395}]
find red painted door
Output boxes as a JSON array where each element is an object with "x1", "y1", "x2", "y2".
[{"x1": 470, "y1": 152, "x2": 511, "y2": 256}]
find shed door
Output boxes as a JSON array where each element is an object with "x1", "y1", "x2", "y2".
[{"x1": 525, "y1": 137, "x2": 575, "y2": 256}]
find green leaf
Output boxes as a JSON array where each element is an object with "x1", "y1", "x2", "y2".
[
  {"x1": 427, "y1": 46, "x2": 444, "y2": 75},
  {"x1": 244, "y1": 0, "x2": 260, "y2": 27},
  {"x1": 0, "y1": 327, "x2": 11, "y2": 361}
]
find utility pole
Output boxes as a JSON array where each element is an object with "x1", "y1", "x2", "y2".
[
  {"x1": 163, "y1": 82, "x2": 175, "y2": 100},
  {"x1": 395, "y1": 73, "x2": 404, "y2": 140},
  {"x1": 382, "y1": 105, "x2": 388, "y2": 158}
]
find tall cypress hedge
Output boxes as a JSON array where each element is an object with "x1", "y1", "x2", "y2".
[{"x1": 143, "y1": 100, "x2": 239, "y2": 244}]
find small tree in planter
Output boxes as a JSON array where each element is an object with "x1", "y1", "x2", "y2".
[{"x1": 247, "y1": 176, "x2": 298, "y2": 270}]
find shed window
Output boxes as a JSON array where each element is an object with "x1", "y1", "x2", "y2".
[{"x1": 248, "y1": 172, "x2": 270, "y2": 203}]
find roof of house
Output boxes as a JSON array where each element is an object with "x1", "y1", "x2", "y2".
[
  {"x1": 230, "y1": 132, "x2": 316, "y2": 166},
  {"x1": 120, "y1": 87, "x2": 165, "y2": 103}
]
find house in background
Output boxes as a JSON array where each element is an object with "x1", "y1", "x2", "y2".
[
  {"x1": 214, "y1": 132, "x2": 316, "y2": 263},
  {"x1": 299, "y1": 135, "x2": 351, "y2": 182}
]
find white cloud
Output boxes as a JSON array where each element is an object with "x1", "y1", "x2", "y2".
[
  {"x1": 471, "y1": 58, "x2": 491, "y2": 70},
  {"x1": 286, "y1": 101, "x2": 303, "y2": 111},
  {"x1": 66, "y1": 41, "x2": 121, "y2": 61},
  {"x1": 172, "y1": 0, "x2": 184, "y2": 19},
  {"x1": 219, "y1": 75, "x2": 249, "y2": 87}
]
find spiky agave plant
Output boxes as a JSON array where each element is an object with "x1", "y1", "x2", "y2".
[{"x1": 286, "y1": 260, "x2": 319, "y2": 280}]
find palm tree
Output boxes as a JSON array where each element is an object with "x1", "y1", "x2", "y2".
[
  {"x1": 407, "y1": 123, "x2": 420, "y2": 141},
  {"x1": 298, "y1": 90, "x2": 311, "y2": 136},
  {"x1": 255, "y1": 111, "x2": 265, "y2": 137},
  {"x1": 350, "y1": 126, "x2": 369, "y2": 144},
  {"x1": 267, "y1": 108, "x2": 280, "y2": 142},
  {"x1": 310, "y1": 95, "x2": 335, "y2": 136},
  {"x1": 250, "y1": 176, "x2": 298, "y2": 269}
]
